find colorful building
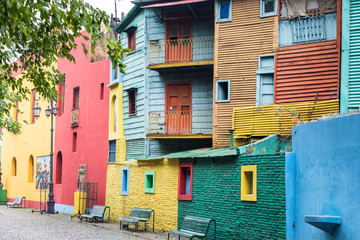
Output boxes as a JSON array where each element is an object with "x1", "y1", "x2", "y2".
[
  {"x1": 54, "y1": 33, "x2": 110, "y2": 214},
  {"x1": 213, "y1": 0, "x2": 341, "y2": 147},
  {"x1": 1, "y1": 69, "x2": 54, "y2": 208}
]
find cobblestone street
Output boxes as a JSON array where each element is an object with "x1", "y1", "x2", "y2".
[{"x1": 0, "y1": 206, "x2": 168, "y2": 240}]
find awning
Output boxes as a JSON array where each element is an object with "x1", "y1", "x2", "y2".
[
  {"x1": 141, "y1": 0, "x2": 209, "y2": 8},
  {"x1": 137, "y1": 147, "x2": 239, "y2": 162}
]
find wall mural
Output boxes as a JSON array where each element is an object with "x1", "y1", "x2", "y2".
[{"x1": 36, "y1": 156, "x2": 50, "y2": 190}]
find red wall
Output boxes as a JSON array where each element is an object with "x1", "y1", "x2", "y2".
[{"x1": 54, "y1": 33, "x2": 109, "y2": 207}]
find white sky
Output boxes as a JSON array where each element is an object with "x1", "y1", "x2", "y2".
[{"x1": 84, "y1": 0, "x2": 134, "y2": 18}]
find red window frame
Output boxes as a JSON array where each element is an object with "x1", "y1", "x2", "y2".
[
  {"x1": 127, "y1": 28, "x2": 136, "y2": 51},
  {"x1": 73, "y1": 87, "x2": 79, "y2": 110},
  {"x1": 73, "y1": 132, "x2": 77, "y2": 152},
  {"x1": 127, "y1": 88, "x2": 137, "y2": 116},
  {"x1": 100, "y1": 83, "x2": 104, "y2": 100},
  {"x1": 178, "y1": 162, "x2": 193, "y2": 201}
]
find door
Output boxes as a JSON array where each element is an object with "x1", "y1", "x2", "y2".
[
  {"x1": 165, "y1": 17, "x2": 193, "y2": 63},
  {"x1": 259, "y1": 74, "x2": 274, "y2": 105},
  {"x1": 165, "y1": 83, "x2": 192, "y2": 134}
]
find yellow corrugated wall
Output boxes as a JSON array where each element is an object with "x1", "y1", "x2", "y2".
[
  {"x1": 105, "y1": 159, "x2": 179, "y2": 231},
  {"x1": 213, "y1": 0, "x2": 278, "y2": 148},
  {"x1": 232, "y1": 99, "x2": 339, "y2": 138}
]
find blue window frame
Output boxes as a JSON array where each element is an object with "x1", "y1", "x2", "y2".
[
  {"x1": 109, "y1": 62, "x2": 123, "y2": 85},
  {"x1": 215, "y1": 79, "x2": 230, "y2": 103},
  {"x1": 260, "y1": 0, "x2": 277, "y2": 17},
  {"x1": 121, "y1": 166, "x2": 129, "y2": 195},
  {"x1": 108, "y1": 140, "x2": 116, "y2": 163},
  {"x1": 216, "y1": 0, "x2": 232, "y2": 22},
  {"x1": 256, "y1": 55, "x2": 275, "y2": 105}
]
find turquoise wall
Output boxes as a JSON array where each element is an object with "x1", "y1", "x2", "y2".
[{"x1": 178, "y1": 153, "x2": 286, "y2": 240}]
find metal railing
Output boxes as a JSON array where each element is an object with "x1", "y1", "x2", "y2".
[
  {"x1": 149, "y1": 37, "x2": 214, "y2": 65},
  {"x1": 148, "y1": 110, "x2": 212, "y2": 135}
]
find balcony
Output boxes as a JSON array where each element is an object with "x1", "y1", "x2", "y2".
[
  {"x1": 232, "y1": 99, "x2": 339, "y2": 139},
  {"x1": 148, "y1": 37, "x2": 214, "y2": 70},
  {"x1": 71, "y1": 108, "x2": 79, "y2": 127},
  {"x1": 147, "y1": 110, "x2": 212, "y2": 138}
]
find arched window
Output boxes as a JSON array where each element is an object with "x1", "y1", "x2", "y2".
[
  {"x1": 28, "y1": 155, "x2": 34, "y2": 182},
  {"x1": 11, "y1": 157, "x2": 17, "y2": 176},
  {"x1": 56, "y1": 151, "x2": 63, "y2": 184},
  {"x1": 111, "y1": 96, "x2": 117, "y2": 133}
]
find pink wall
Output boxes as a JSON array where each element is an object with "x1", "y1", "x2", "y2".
[{"x1": 55, "y1": 33, "x2": 109, "y2": 207}]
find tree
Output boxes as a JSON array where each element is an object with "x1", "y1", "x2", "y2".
[{"x1": 0, "y1": 0, "x2": 129, "y2": 134}]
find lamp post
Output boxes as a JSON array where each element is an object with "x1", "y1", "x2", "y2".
[{"x1": 33, "y1": 95, "x2": 58, "y2": 214}]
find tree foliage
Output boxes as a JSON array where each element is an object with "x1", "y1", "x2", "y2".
[{"x1": 0, "y1": 0, "x2": 129, "y2": 134}]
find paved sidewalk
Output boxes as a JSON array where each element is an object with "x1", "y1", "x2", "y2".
[{"x1": 0, "y1": 206, "x2": 168, "y2": 239}]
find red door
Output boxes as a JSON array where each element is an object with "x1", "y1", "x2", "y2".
[
  {"x1": 165, "y1": 17, "x2": 193, "y2": 63},
  {"x1": 165, "y1": 83, "x2": 192, "y2": 134}
]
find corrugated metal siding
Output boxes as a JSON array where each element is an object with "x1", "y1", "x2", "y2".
[
  {"x1": 232, "y1": 99, "x2": 339, "y2": 138},
  {"x1": 276, "y1": 40, "x2": 339, "y2": 103},
  {"x1": 126, "y1": 139, "x2": 145, "y2": 160},
  {"x1": 121, "y1": 10, "x2": 147, "y2": 140},
  {"x1": 149, "y1": 138, "x2": 212, "y2": 157},
  {"x1": 349, "y1": 1, "x2": 360, "y2": 109},
  {"x1": 213, "y1": 0, "x2": 278, "y2": 148}
]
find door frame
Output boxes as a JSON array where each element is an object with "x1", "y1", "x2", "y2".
[{"x1": 165, "y1": 82, "x2": 193, "y2": 134}]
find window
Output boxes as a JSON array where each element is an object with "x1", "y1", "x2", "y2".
[
  {"x1": 127, "y1": 88, "x2": 137, "y2": 116},
  {"x1": 31, "y1": 89, "x2": 36, "y2": 124},
  {"x1": 260, "y1": 0, "x2": 277, "y2": 17},
  {"x1": 178, "y1": 162, "x2": 193, "y2": 201},
  {"x1": 111, "y1": 96, "x2": 117, "y2": 132},
  {"x1": 11, "y1": 157, "x2": 17, "y2": 176},
  {"x1": 215, "y1": 79, "x2": 230, "y2": 102},
  {"x1": 28, "y1": 155, "x2": 34, "y2": 183},
  {"x1": 241, "y1": 165, "x2": 257, "y2": 201},
  {"x1": 121, "y1": 166, "x2": 130, "y2": 195},
  {"x1": 127, "y1": 28, "x2": 136, "y2": 51},
  {"x1": 73, "y1": 87, "x2": 79, "y2": 109},
  {"x1": 108, "y1": 140, "x2": 116, "y2": 163},
  {"x1": 73, "y1": 132, "x2": 77, "y2": 152},
  {"x1": 58, "y1": 83, "x2": 65, "y2": 116},
  {"x1": 256, "y1": 55, "x2": 274, "y2": 105},
  {"x1": 144, "y1": 171, "x2": 155, "y2": 193},
  {"x1": 100, "y1": 83, "x2": 104, "y2": 100},
  {"x1": 13, "y1": 101, "x2": 18, "y2": 122},
  {"x1": 56, "y1": 152, "x2": 62, "y2": 184},
  {"x1": 216, "y1": 0, "x2": 232, "y2": 22}
]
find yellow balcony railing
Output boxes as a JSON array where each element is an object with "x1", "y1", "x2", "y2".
[
  {"x1": 232, "y1": 99, "x2": 339, "y2": 138},
  {"x1": 148, "y1": 110, "x2": 212, "y2": 135},
  {"x1": 149, "y1": 37, "x2": 214, "y2": 65}
]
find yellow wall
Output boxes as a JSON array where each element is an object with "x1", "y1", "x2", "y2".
[
  {"x1": 106, "y1": 159, "x2": 179, "y2": 231},
  {"x1": 108, "y1": 83, "x2": 126, "y2": 162},
  {"x1": 1, "y1": 74, "x2": 54, "y2": 202}
]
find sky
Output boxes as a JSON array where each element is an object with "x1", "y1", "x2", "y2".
[{"x1": 84, "y1": 0, "x2": 134, "y2": 18}]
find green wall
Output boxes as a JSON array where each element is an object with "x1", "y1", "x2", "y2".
[{"x1": 178, "y1": 153, "x2": 286, "y2": 240}]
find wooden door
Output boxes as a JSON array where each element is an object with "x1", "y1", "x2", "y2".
[
  {"x1": 165, "y1": 17, "x2": 193, "y2": 63},
  {"x1": 166, "y1": 83, "x2": 192, "y2": 134}
]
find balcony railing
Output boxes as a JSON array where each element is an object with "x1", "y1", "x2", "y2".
[
  {"x1": 232, "y1": 99, "x2": 339, "y2": 139},
  {"x1": 149, "y1": 37, "x2": 214, "y2": 66},
  {"x1": 148, "y1": 110, "x2": 212, "y2": 136},
  {"x1": 71, "y1": 108, "x2": 79, "y2": 127}
]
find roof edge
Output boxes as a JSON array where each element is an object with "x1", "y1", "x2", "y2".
[{"x1": 114, "y1": 5, "x2": 141, "y2": 33}]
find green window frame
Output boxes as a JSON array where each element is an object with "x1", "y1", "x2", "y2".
[{"x1": 144, "y1": 171, "x2": 155, "y2": 193}]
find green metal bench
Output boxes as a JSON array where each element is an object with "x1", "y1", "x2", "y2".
[
  {"x1": 118, "y1": 208, "x2": 155, "y2": 232},
  {"x1": 80, "y1": 205, "x2": 110, "y2": 222},
  {"x1": 6, "y1": 196, "x2": 26, "y2": 208},
  {"x1": 168, "y1": 216, "x2": 216, "y2": 240}
]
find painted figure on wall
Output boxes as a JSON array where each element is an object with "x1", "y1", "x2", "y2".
[{"x1": 36, "y1": 156, "x2": 50, "y2": 190}]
